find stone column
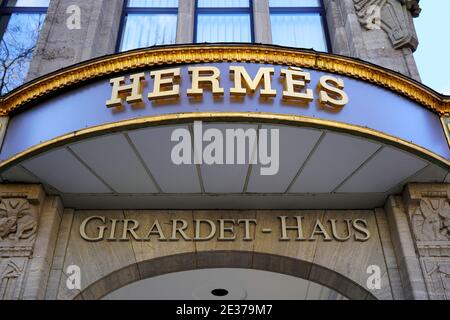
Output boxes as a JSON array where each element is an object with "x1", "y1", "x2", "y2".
[
  {"x1": 403, "y1": 184, "x2": 450, "y2": 300},
  {"x1": 253, "y1": 0, "x2": 272, "y2": 44},
  {"x1": 385, "y1": 195, "x2": 428, "y2": 299},
  {"x1": 323, "y1": 0, "x2": 421, "y2": 80},
  {"x1": 0, "y1": 185, "x2": 62, "y2": 300},
  {"x1": 176, "y1": 0, "x2": 195, "y2": 44},
  {"x1": 386, "y1": 183, "x2": 450, "y2": 300},
  {"x1": 27, "y1": 0, "x2": 125, "y2": 80}
]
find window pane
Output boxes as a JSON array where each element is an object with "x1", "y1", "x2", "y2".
[
  {"x1": 198, "y1": 0, "x2": 249, "y2": 8},
  {"x1": 271, "y1": 13, "x2": 328, "y2": 51},
  {"x1": 197, "y1": 14, "x2": 251, "y2": 42},
  {"x1": 6, "y1": 0, "x2": 50, "y2": 7},
  {"x1": 269, "y1": 0, "x2": 320, "y2": 7},
  {"x1": 120, "y1": 14, "x2": 177, "y2": 51},
  {"x1": 0, "y1": 13, "x2": 45, "y2": 94},
  {"x1": 127, "y1": 0, "x2": 178, "y2": 8}
]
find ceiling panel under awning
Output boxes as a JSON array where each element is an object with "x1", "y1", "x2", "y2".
[{"x1": 1, "y1": 122, "x2": 446, "y2": 210}]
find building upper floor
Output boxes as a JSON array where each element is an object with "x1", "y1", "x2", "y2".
[{"x1": 0, "y1": 0, "x2": 422, "y2": 95}]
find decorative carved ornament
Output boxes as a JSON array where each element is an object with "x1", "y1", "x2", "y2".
[
  {"x1": 423, "y1": 259, "x2": 450, "y2": 300},
  {"x1": 0, "y1": 259, "x2": 25, "y2": 300},
  {"x1": 0, "y1": 199, "x2": 37, "y2": 242},
  {"x1": 412, "y1": 199, "x2": 450, "y2": 242},
  {"x1": 0, "y1": 197, "x2": 38, "y2": 258},
  {"x1": 0, "y1": 260, "x2": 22, "y2": 280},
  {"x1": 354, "y1": 0, "x2": 420, "y2": 49}
]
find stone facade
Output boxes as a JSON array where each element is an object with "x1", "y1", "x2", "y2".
[
  {"x1": 27, "y1": 0, "x2": 422, "y2": 80},
  {"x1": 0, "y1": 183, "x2": 448, "y2": 300},
  {"x1": 324, "y1": 0, "x2": 421, "y2": 80},
  {"x1": 0, "y1": 185, "x2": 62, "y2": 300},
  {"x1": 1, "y1": 0, "x2": 448, "y2": 300}
]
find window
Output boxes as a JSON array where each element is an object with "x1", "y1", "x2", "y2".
[
  {"x1": 269, "y1": 0, "x2": 329, "y2": 52},
  {"x1": 118, "y1": 0, "x2": 178, "y2": 52},
  {"x1": 0, "y1": 0, "x2": 49, "y2": 95},
  {"x1": 195, "y1": 0, "x2": 253, "y2": 43}
]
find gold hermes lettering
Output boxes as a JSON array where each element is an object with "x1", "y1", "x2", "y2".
[
  {"x1": 105, "y1": 65, "x2": 350, "y2": 110},
  {"x1": 318, "y1": 75, "x2": 349, "y2": 108},
  {"x1": 281, "y1": 67, "x2": 314, "y2": 103},
  {"x1": 148, "y1": 68, "x2": 181, "y2": 101},
  {"x1": 230, "y1": 66, "x2": 277, "y2": 98},
  {"x1": 106, "y1": 73, "x2": 146, "y2": 108},
  {"x1": 187, "y1": 66, "x2": 224, "y2": 97}
]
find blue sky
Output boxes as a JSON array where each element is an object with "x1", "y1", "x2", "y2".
[{"x1": 414, "y1": 1, "x2": 450, "y2": 94}]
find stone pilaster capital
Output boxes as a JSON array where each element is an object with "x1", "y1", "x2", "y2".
[
  {"x1": 402, "y1": 183, "x2": 450, "y2": 257},
  {"x1": 0, "y1": 185, "x2": 45, "y2": 258}
]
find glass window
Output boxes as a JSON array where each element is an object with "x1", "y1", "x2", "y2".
[
  {"x1": 198, "y1": 0, "x2": 249, "y2": 7},
  {"x1": 269, "y1": 0, "x2": 320, "y2": 7},
  {"x1": 195, "y1": 0, "x2": 253, "y2": 43},
  {"x1": 118, "y1": 0, "x2": 178, "y2": 52},
  {"x1": 0, "y1": 0, "x2": 48, "y2": 95},
  {"x1": 269, "y1": 0, "x2": 329, "y2": 52}
]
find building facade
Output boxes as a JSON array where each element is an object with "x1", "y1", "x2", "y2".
[{"x1": 0, "y1": 0, "x2": 449, "y2": 300}]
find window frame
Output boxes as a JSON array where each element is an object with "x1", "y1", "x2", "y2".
[
  {"x1": 0, "y1": 0, "x2": 48, "y2": 14},
  {"x1": 116, "y1": 0, "x2": 179, "y2": 52},
  {"x1": 0, "y1": 0, "x2": 48, "y2": 95},
  {"x1": 269, "y1": 0, "x2": 332, "y2": 52},
  {"x1": 0, "y1": 0, "x2": 48, "y2": 39},
  {"x1": 194, "y1": 0, "x2": 255, "y2": 43}
]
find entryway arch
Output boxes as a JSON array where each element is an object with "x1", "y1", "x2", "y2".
[{"x1": 74, "y1": 251, "x2": 377, "y2": 300}]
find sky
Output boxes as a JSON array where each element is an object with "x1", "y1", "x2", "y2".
[{"x1": 414, "y1": 1, "x2": 450, "y2": 94}]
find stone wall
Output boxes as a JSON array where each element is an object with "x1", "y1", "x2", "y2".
[
  {"x1": 40, "y1": 208, "x2": 399, "y2": 300},
  {"x1": 0, "y1": 183, "x2": 449, "y2": 300},
  {"x1": 0, "y1": 185, "x2": 62, "y2": 300},
  {"x1": 27, "y1": 0, "x2": 124, "y2": 81}
]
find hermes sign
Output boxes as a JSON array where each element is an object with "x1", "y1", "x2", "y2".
[
  {"x1": 79, "y1": 215, "x2": 371, "y2": 242},
  {"x1": 105, "y1": 65, "x2": 349, "y2": 110}
]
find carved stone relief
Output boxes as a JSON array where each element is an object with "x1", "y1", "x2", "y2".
[
  {"x1": 422, "y1": 258, "x2": 450, "y2": 300},
  {"x1": 0, "y1": 185, "x2": 44, "y2": 300},
  {"x1": 401, "y1": 184, "x2": 450, "y2": 300},
  {"x1": 0, "y1": 258, "x2": 27, "y2": 300},
  {"x1": 412, "y1": 199, "x2": 450, "y2": 242},
  {"x1": 0, "y1": 199, "x2": 37, "y2": 242},
  {"x1": 353, "y1": 0, "x2": 419, "y2": 50},
  {"x1": 0, "y1": 198, "x2": 38, "y2": 258}
]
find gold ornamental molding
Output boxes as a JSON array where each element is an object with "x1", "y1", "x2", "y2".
[{"x1": 0, "y1": 44, "x2": 449, "y2": 116}]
